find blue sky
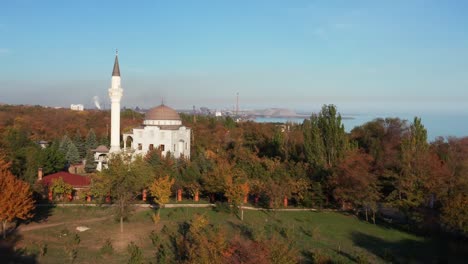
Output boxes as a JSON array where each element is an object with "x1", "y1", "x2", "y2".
[{"x1": 1, "y1": 0, "x2": 467, "y2": 114}]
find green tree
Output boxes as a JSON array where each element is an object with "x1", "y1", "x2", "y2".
[
  {"x1": 84, "y1": 150, "x2": 96, "y2": 173},
  {"x1": 390, "y1": 117, "x2": 429, "y2": 215},
  {"x1": 85, "y1": 129, "x2": 98, "y2": 152},
  {"x1": 66, "y1": 142, "x2": 81, "y2": 164},
  {"x1": 72, "y1": 129, "x2": 85, "y2": 159},
  {"x1": 92, "y1": 154, "x2": 152, "y2": 233},
  {"x1": 59, "y1": 135, "x2": 81, "y2": 164},
  {"x1": 40, "y1": 140, "x2": 66, "y2": 175},
  {"x1": 303, "y1": 105, "x2": 349, "y2": 169}
]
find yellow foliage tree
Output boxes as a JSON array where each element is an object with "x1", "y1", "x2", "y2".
[
  {"x1": 0, "y1": 158, "x2": 35, "y2": 238},
  {"x1": 149, "y1": 175, "x2": 175, "y2": 217}
]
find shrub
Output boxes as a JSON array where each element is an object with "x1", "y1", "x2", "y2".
[
  {"x1": 309, "y1": 249, "x2": 333, "y2": 264},
  {"x1": 127, "y1": 242, "x2": 143, "y2": 264},
  {"x1": 149, "y1": 230, "x2": 160, "y2": 246},
  {"x1": 100, "y1": 239, "x2": 114, "y2": 255}
]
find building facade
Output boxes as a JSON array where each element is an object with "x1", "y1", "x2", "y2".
[{"x1": 123, "y1": 104, "x2": 191, "y2": 159}]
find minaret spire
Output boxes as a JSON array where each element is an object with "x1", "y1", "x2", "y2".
[
  {"x1": 112, "y1": 49, "x2": 120, "y2": 77},
  {"x1": 109, "y1": 50, "x2": 123, "y2": 153}
]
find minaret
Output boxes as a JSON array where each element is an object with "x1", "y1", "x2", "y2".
[{"x1": 109, "y1": 50, "x2": 123, "y2": 153}]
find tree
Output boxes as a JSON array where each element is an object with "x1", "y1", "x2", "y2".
[
  {"x1": 72, "y1": 129, "x2": 85, "y2": 159},
  {"x1": 40, "y1": 140, "x2": 66, "y2": 175},
  {"x1": 149, "y1": 175, "x2": 175, "y2": 217},
  {"x1": 441, "y1": 193, "x2": 468, "y2": 236},
  {"x1": 303, "y1": 105, "x2": 349, "y2": 169},
  {"x1": 0, "y1": 158, "x2": 35, "y2": 238},
  {"x1": 50, "y1": 177, "x2": 73, "y2": 201},
  {"x1": 224, "y1": 169, "x2": 250, "y2": 220},
  {"x1": 174, "y1": 214, "x2": 228, "y2": 263},
  {"x1": 85, "y1": 129, "x2": 98, "y2": 152},
  {"x1": 91, "y1": 154, "x2": 152, "y2": 233},
  {"x1": 59, "y1": 135, "x2": 81, "y2": 164},
  {"x1": 84, "y1": 150, "x2": 96, "y2": 173},
  {"x1": 390, "y1": 117, "x2": 429, "y2": 215},
  {"x1": 330, "y1": 150, "x2": 380, "y2": 222}
]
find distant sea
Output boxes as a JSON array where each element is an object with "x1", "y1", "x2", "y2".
[{"x1": 254, "y1": 113, "x2": 468, "y2": 140}]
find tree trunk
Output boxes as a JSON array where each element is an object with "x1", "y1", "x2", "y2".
[
  {"x1": 120, "y1": 199, "x2": 124, "y2": 233},
  {"x1": 241, "y1": 207, "x2": 244, "y2": 221},
  {"x1": 365, "y1": 208, "x2": 368, "y2": 222},
  {"x1": 2, "y1": 220, "x2": 6, "y2": 239},
  {"x1": 372, "y1": 211, "x2": 376, "y2": 224},
  {"x1": 177, "y1": 189, "x2": 182, "y2": 202}
]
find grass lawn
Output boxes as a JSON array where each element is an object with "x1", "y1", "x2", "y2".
[{"x1": 5, "y1": 206, "x2": 467, "y2": 263}]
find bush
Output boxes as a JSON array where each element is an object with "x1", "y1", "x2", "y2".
[
  {"x1": 213, "y1": 201, "x2": 231, "y2": 213},
  {"x1": 309, "y1": 249, "x2": 333, "y2": 264},
  {"x1": 100, "y1": 239, "x2": 114, "y2": 255},
  {"x1": 127, "y1": 242, "x2": 143, "y2": 264},
  {"x1": 149, "y1": 230, "x2": 160, "y2": 246}
]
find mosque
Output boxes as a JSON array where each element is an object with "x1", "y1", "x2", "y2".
[{"x1": 95, "y1": 52, "x2": 191, "y2": 170}]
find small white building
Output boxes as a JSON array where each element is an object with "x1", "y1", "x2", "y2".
[
  {"x1": 123, "y1": 104, "x2": 191, "y2": 159},
  {"x1": 70, "y1": 104, "x2": 84, "y2": 111}
]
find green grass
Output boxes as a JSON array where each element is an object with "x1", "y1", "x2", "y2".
[{"x1": 10, "y1": 206, "x2": 468, "y2": 263}]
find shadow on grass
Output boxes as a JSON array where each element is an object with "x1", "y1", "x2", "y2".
[
  {"x1": 0, "y1": 229, "x2": 37, "y2": 264},
  {"x1": 351, "y1": 231, "x2": 468, "y2": 263},
  {"x1": 30, "y1": 204, "x2": 55, "y2": 223}
]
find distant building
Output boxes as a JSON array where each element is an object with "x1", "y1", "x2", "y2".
[
  {"x1": 38, "y1": 140, "x2": 49, "y2": 149},
  {"x1": 70, "y1": 104, "x2": 84, "y2": 111},
  {"x1": 215, "y1": 110, "x2": 222, "y2": 117}
]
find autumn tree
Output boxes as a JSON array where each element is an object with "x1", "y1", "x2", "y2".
[
  {"x1": 224, "y1": 168, "x2": 250, "y2": 220},
  {"x1": 330, "y1": 150, "x2": 380, "y2": 222},
  {"x1": 91, "y1": 154, "x2": 152, "y2": 233},
  {"x1": 149, "y1": 175, "x2": 175, "y2": 217},
  {"x1": 174, "y1": 214, "x2": 228, "y2": 263},
  {"x1": 0, "y1": 158, "x2": 35, "y2": 238},
  {"x1": 441, "y1": 193, "x2": 468, "y2": 236},
  {"x1": 350, "y1": 118, "x2": 408, "y2": 198}
]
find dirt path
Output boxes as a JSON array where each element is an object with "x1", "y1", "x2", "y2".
[{"x1": 18, "y1": 216, "x2": 110, "y2": 232}]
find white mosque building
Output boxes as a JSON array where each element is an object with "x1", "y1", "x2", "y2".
[
  {"x1": 95, "y1": 52, "x2": 191, "y2": 170},
  {"x1": 122, "y1": 105, "x2": 191, "y2": 158}
]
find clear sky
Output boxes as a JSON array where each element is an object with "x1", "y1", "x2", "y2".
[{"x1": 1, "y1": 0, "x2": 467, "y2": 114}]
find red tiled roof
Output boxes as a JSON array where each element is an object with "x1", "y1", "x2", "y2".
[{"x1": 42, "y1": 171, "x2": 91, "y2": 188}]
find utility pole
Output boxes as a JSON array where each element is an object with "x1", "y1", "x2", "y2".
[{"x1": 236, "y1": 92, "x2": 239, "y2": 116}]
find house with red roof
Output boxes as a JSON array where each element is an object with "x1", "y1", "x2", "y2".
[{"x1": 38, "y1": 168, "x2": 91, "y2": 201}]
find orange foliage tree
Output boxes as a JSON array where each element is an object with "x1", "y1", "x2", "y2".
[{"x1": 0, "y1": 158, "x2": 35, "y2": 238}]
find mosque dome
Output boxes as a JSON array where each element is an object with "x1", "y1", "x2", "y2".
[
  {"x1": 144, "y1": 104, "x2": 182, "y2": 126},
  {"x1": 145, "y1": 105, "x2": 181, "y2": 120}
]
